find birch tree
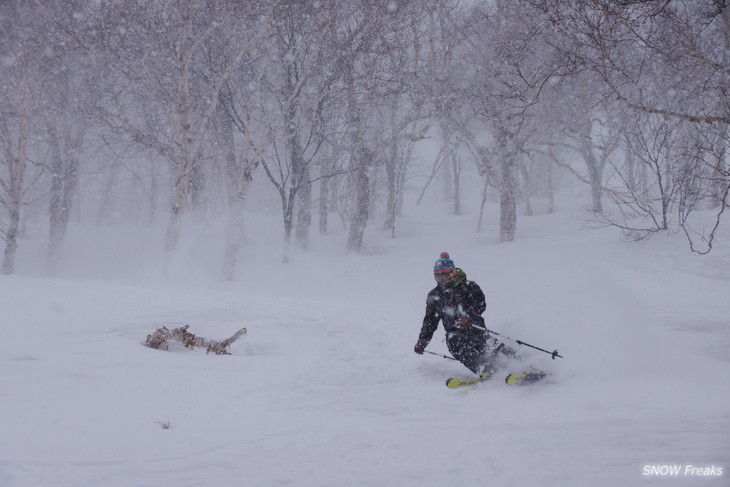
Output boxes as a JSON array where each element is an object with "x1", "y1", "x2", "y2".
[
  {"x1": 0, "y1": 2, "x2": 44, "y2": 275},
  {"x1": 379, "y1": 2, "x2": 450, "y2": 234},
  {"x1": 463, "y1": 0, "x2": 565, "y2": 242},
  {"x1": 205, "y1": 9, "x2": 273, "y2": 280},
  {"x1": 259, "y1": 0, "x2": 342, "y2": 262},
  {"x1": 210, "y1": 94, "x2": 262, "y2": 280},
  {"x1": 40, "y1": 11, "x2": 100, "y2": 273},
  {"x1": 47, "y1": 0, "x2": 276, "y2": 256},
  {"x1": 342, "y1": 1, "x2": 435, "y2": 253}
]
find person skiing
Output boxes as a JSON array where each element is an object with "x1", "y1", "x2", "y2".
[{"x1": 414, "y1": 252, "x2": 516, "y2": 377}]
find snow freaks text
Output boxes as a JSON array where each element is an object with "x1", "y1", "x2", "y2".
[{"x1": 642, "y1": 465, "x2": 723, "y2": 477}]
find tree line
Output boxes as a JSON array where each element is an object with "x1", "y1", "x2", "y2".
[{"x1": 1, "y1": 0, "x2": 727, "y2": 278}]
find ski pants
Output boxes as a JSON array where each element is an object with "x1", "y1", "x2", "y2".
[{"x1": 447, "y1": 330, "x2": 518, "y2": 374}]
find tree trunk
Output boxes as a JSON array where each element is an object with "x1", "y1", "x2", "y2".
[
  {"x1": 624, "y1": 132, "x2": 638, "y2": 194},
  {"x1": 547, "y1": 161, "x2": 555, "y2": 214},
  {"x1": 1, "y1": 207, "x2": 21, "y2": 275},
  {"x1": 344, "y1": 56, "x2": 371, "y2": 253},
  {"x1": 500, "y1": 157, "x2": 517, "y2": 242},
  {"x1": 295, "y1": 165, "x2": 312, "y2": 250},
  {"x1": 149, "y1": 158, "x2": 159, "y2": 223},
  {"x1": 1, "y1": 170, "x2": 23, "y2": 275},
  {"x1": 713, "y1": 137, "x2": 727, "y2": 209},
  {"x1": 384, "y1": 104, "x2": 403, "y2": 233},
  {"x1": 47, "y1": 131, "x2": 64, "y2": 272},
  {"x1": 396, "y1": 154, "x2": 407, "y2": 218},
  {"x1": 347, "y1": 149, "x2": 373, "y2": 253},
  {"x1": 579, "y1": 124, "x2": 605, "y2": 213},
  {"x1": 1, "y1": 94, "x2": 30, "y2": 275},
  {"x1": 190, "y1": 159, "x2": 206, "y2": 211},
  {"x1": 283, "y1": 187, "x2": 296, "y2": 263},
  {"x1": 217, "y1": 101, "x2": 255, "y2": 281},
  {"x1": 222, "y1": 167, "x2": 253, "y2": 281},
  {"x1": 451, "y1": 147, "x2": 462, "y2": 216},
  {"x1": 383, "y1": 140, "x2": 398, "y2": 232},
  {"x1": 165, "y1": 159, "x2": 193, "y2": 254},
  {"x1": 165, "y1": 6, "x2": 196, "y2": 255},
  {"x1": 497, "y1": 127, "x2": 517, "y2": 242},
  {"x1": 520, "y1": 162, "x2": 533, "y2": 216},
  {"x1": 46, "y1": 125, "x2": 83, "y2": 274},
  {"x1": 96, "y1": 164, "x2": 120, "y2": 225},
  {"x1": 477, "y1": 173, "x2": 489, "y2": 233},
  {"x1": 319, "y1": 166, "x2": 330, "y2": 235}
]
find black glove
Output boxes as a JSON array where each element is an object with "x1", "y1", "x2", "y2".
[{"x1": 414, "y1": 342, "x2": 425, "y2": 355}]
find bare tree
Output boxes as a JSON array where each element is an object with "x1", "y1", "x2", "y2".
[
  {"x1": 343, "y1": 1, "x2": 437, "y2": 253},
  {"x1": 210, "y1": 95, "x2": 262, "y2": 280},
  {"x1": 462, "y1": 0, "x2": 566, "y2": 242},
  {"x1": 203, "y1": 4, "x2": 275, "y2": 280},
  {"x1": 415, "y1": 1, "x2": 483, "y2": 224},
  {"x1": 0, "y1": 2, "x2": 45, "y2": 275},
  {"x1": 676, "y1": 124, "x2": 729, "y2": 254},
  {"x1": 258, "y1": 0, "x2": 342, "y2": 262},
  {"x1": 379, "y1": 3, "x2": 446, "y2": 234},
  {"x1": 39, "y1": 11, "x2": 101, "y2": 274},
  {"x1": 45, "y1": 0, "x2": 276, "y2": 256},
  {"x1": 341, "y1": 2, "x2": 387, "y2": 254},
  {"x1": 529, "y1": 0, "x2": 729, "y2": 251},
  {"x1": 600, "y1": 114, "x2": 682, "y2": 238}
]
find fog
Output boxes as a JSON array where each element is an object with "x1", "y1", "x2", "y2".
[{"x1": 1, "y1": 1, "x2": 728, "y2": 277}]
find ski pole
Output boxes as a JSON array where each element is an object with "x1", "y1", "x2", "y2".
[
  {"x1": 471, "y1": 324, "x2": 564, "y2": 360},
  {"x1": 423, "y1": 350, "x2": 458, "y2": 361}
]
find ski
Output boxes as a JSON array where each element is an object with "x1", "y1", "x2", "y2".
[
  {"x1": 446, "y1": 368, "x2": 548, "y2": 388},
  {"x1": 504, "y1": 369, "x2": 548, "y2": 385},
  {"x1": 445, "y1": 371, "x2": 491, "y2": 389}
]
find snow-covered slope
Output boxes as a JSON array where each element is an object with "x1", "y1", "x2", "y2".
[{"x1": 1, "y1": 202, "x2": 728, "y2": 487}]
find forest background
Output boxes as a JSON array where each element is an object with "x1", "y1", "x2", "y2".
[{"x1": 1, "y1": 0, "x2": 728, "y2": 278}]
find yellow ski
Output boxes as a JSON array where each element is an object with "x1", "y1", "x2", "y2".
[
  {"x1": 505, "y1": 369, "x2": 547, "y2": 385},
  {"x1": 445, "y1": 370, "x2": 491, "y2": 389}
]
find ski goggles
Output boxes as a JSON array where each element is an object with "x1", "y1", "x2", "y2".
[{"x1": 434, "y1": 271, "x2": 453, "y2": 283}]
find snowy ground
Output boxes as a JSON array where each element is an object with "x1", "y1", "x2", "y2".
[{"x1": 1, "y1": 198, "x2": 729, "y2": 487}]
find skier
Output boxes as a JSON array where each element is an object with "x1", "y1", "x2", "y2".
[{"x1": 413, "y1": 252, "x2": 516, "y2": 378}]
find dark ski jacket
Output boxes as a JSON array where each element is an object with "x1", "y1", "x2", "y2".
[{"x1": 417, "y1": 271, "x2": 487, "y2": 350}]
